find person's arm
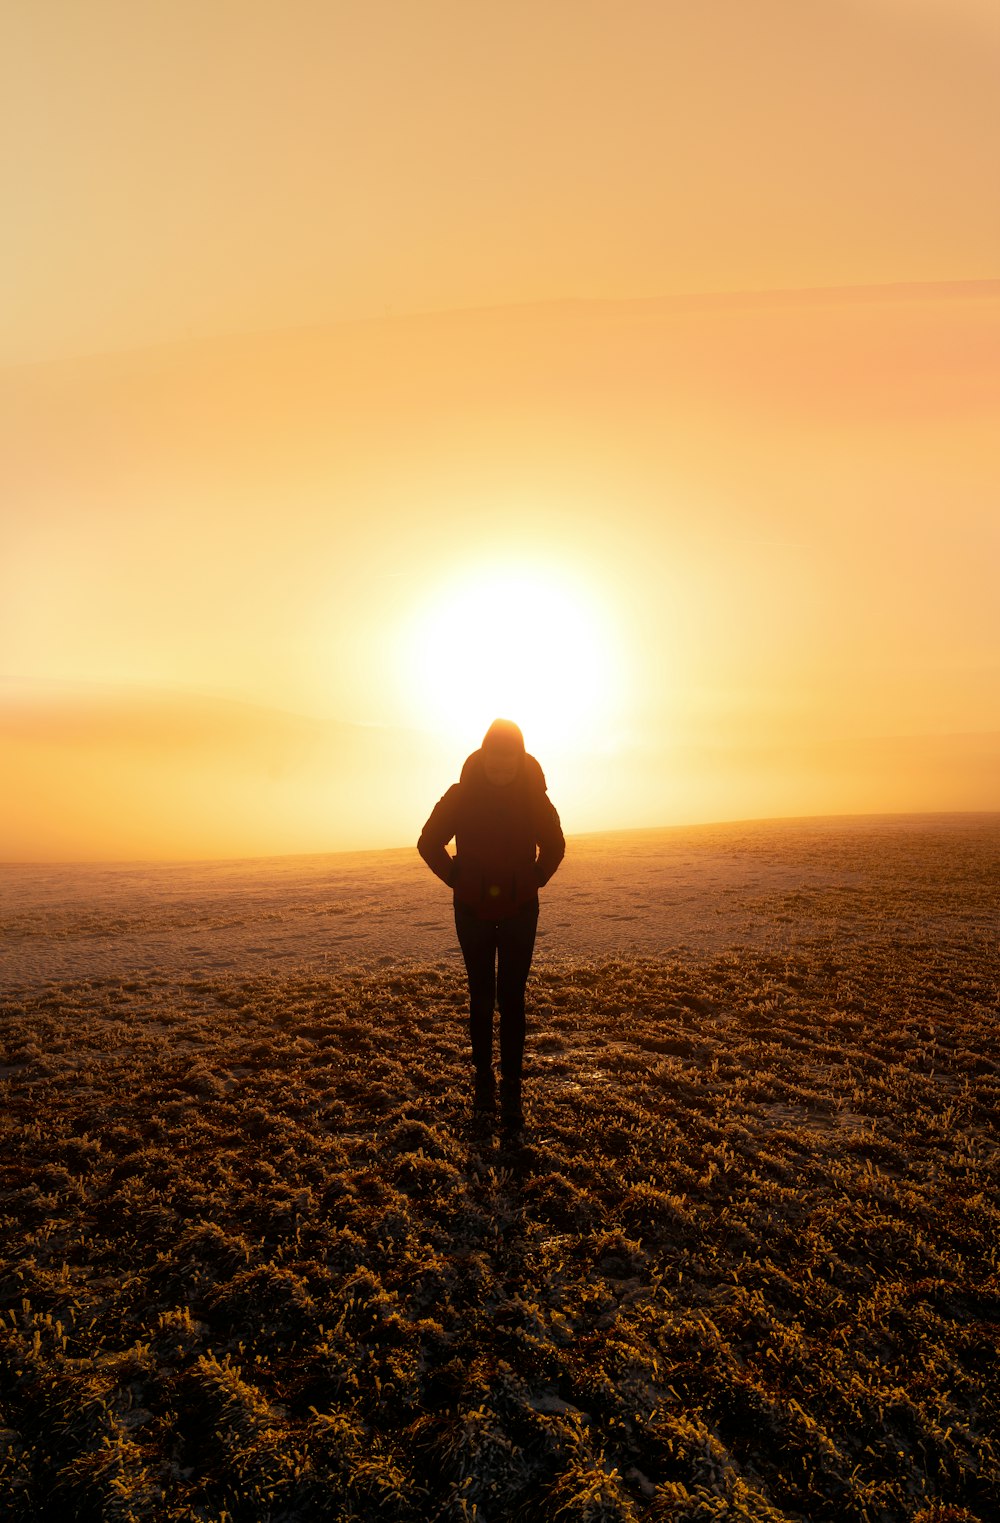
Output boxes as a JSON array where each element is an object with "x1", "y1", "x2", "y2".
[
  {"x1": 417, "y1": 786, "x2": 461, "y2": 886},
  {"x1": 534, "y1": 793, "x2": 566, "y2": 887}
]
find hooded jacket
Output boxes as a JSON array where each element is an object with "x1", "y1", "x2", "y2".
[{"x1": 418, "y1": 748, "x2": 565, "y2": 919}]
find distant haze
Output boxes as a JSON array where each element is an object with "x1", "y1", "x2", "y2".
[{"x1": 2, "y1": 5, "x2": 998, "y2": 859}]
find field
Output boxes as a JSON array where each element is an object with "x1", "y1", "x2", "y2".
[{"x1": 1, "y1": 816, "x2": 998, "y2": 1521}]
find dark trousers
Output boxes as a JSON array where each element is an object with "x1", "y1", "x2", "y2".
[{"x1": 454, "y1": 901, "x2": 539, "y2": 1080}]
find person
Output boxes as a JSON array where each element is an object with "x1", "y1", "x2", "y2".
[{"x1": 418, "y1": 718, "x2": 565, "y2": 1130}]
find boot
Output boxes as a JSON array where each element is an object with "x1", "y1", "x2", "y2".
[
  {"x1": 500, "y1": 1075, "x2": 523, "y2": 1131},
  {"x1": 473, "y1": 1066, "x2": 497, "y2": 1114}
]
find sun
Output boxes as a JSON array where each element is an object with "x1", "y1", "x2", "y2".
[{"x1": 402, "y1": 564, "x2": 622, "y2": 758}]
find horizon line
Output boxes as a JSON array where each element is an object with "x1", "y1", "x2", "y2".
[{"x1": 2, "y1": 808, "x2": 997, "y2": 871}]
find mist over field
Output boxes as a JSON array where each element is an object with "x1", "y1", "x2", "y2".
[{"x1": 2, "y1": 681, "x2": 1000, "y2": 863}]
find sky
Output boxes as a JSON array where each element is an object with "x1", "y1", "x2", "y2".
[
  {"x1": 3, "y1": 2, "x2": 999, "y2": 361},
  {"x1": 2, "y1": 2, "x2": 998, "y2": 859}
]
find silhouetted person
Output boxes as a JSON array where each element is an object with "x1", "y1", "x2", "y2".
[{"x1": 418, "y1": 719, "x2": 565, "y2": 1131}]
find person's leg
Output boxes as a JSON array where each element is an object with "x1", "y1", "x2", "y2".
[
  {"x1": 496, "y1": 903, "x2": 539, "y2": 1124},
  {"x1": 454, "y1": 905, "x2": 499, "y2": 1098}
]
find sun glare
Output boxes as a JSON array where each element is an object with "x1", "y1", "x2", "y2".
[{"x1": 403, "y1": 566, "x2": 621, "y2": 758}]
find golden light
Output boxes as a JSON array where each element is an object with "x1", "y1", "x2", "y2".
[{"x1": 401, "y1": 564, "x2": 623, "y2": 759}]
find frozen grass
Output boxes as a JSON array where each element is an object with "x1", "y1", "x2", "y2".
[
  {"x1": 1, "y1": 821, "x2": 998, "y2": 1520},
  {"x1": 7, "y1": 815, "x2": 997, "y2": 985},
  {"x1": 1, "y1": 828, "x2": 998, "y2": 1516}
]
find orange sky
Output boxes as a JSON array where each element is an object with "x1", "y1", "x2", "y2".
[
  {"x1": 3, "y1": 1, "x2": 998, "y2": 362},
  {"x1": 2, "y1": 3, "x2": 998, "y2": 859}
]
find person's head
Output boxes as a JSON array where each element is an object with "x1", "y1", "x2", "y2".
[{"x1": 481, "y1": 717, "x2": 524, "y2": 786}]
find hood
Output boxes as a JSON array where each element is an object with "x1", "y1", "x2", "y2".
[{"x1": 460, "y1": 749, "x2": 547, "y2": 791}]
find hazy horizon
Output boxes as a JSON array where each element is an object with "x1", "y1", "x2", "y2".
[
  {"x1": 3, "y1": 789, "x2": 997, "y2": 873},
  {"x1": 2, "y1": 671, "x2": 998, "y2": 863}
]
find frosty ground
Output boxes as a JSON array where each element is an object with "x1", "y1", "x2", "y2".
[{"x1": 1, "y1": 815, "x2": 998, "y2": 1521}]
